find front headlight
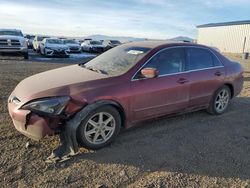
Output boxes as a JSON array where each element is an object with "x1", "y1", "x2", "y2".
[
  {"x1": 20, "y1": 39, "x2": 28, "y2": 47},
  {"x1": 21, "y1": 96, "x2": 70, "y2": 116}
]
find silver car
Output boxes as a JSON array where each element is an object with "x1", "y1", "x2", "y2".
[
  {"x1": 40, "y1": 38, "x2": 70, "y2": 57},
  {"x1": 81, "y1": 40, "x2": 105, "y2": 53},
  {"x1": 63, "y1": 39, "x2": 81, "y2": 53}
]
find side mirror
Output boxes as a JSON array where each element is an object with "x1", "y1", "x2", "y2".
[{"x1": 141, "y1": 67, "x2": 158, "y2": 78}]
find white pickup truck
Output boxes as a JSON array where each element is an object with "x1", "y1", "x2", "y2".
[{"x1": 0, "y1": 29, "x2": 29, "y2": 59}]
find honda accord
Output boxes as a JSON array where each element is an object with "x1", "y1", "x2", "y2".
[{"x1": 8, "y1": 41, "x2": 244, "y2": 152}]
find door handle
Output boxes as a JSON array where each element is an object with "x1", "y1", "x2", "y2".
[
  {"x1": 214, "y1": 71, "x2": 222, "y2": 76},
  {"x1": 177, "y1": 78, "x2": 189, "y2": 84}
]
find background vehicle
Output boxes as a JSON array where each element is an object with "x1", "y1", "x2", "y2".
[
  {"x1": 8, "y1": 41, "x2": 243, "y2": 153},
  {"x1": 25, "y1": 34, "x2": 35, "y2": 49},
  {"x1": 103, "y1": 40, "x2": 121, "y2": 51},
  {"x1": 40, "y1": 38, "x2": 70, "y2": 57},
  {"x1": 81, "y1": 40, "x2": 105, "y2": 53},
  {"x1": 0, "y1": 29, "x2": 28, "y2": 59},
  {"x1": 63, "y1": 39, "x2": 81, "y2": 53},
  {"x1": 33, "y1": 35, "x2": 49, "y2": 52}
]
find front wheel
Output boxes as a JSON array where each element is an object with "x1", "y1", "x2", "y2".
[
  {"x1": 207, "y1": 85, "x2": 231, "y2": 115},
  {"x1": 77, "y1": 105, "x2": 121, "y2": 149}
]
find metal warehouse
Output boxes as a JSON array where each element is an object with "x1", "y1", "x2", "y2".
[{"x1": 197, "y1": 20, "x2": 250, "y2": 53}]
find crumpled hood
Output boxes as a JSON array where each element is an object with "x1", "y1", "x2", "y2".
[
  {"x1": 0, "y1": 35, "x2": 25, "y2": 41},
  {"x1": 11, "y1": 65, "x2": 108, "y2": 104},
  {"x1": 45, "y1": 43, "x2": 69, "y2": 50}
]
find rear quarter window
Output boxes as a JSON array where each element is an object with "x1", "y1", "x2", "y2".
[{"x1": 212, "y1": 53, "x2": 223, "y2": 66}]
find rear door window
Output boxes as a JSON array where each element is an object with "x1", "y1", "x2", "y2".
[{"x1": 186, "y1": 48, "x2": 215, "y2": 71}]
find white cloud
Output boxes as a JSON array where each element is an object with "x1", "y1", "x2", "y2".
[
  {"x1": 1, "y1": 0, "x2": 247, "y2": 39},
  {"x1": 0, "y1": 1, "x2": 196, "y2": 39}
]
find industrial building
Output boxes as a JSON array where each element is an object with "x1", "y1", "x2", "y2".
[{"x1": 197, "y1": 20, "x2": 250, "y2": 54}]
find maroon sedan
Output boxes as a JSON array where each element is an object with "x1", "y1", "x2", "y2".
[{"x1": 8, "y1": 41, "x2": 244, "y2": 150}]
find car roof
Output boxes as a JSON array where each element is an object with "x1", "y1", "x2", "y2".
[{"x1": 122, "y1": 40, "x2": 208, "y2": 50}]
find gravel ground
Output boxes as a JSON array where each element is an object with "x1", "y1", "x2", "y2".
[{"x1": 0, "y1": 54, "x2": 250, "y2": 188}]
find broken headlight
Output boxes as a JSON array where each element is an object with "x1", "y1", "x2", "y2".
[{"x1": 21, "y1": 96, "x2": 70, "y2": 116}]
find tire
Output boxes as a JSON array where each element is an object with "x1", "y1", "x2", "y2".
[
  {"x1": 76, "y1": 105, "x2": 121, "y2": 150},
  {"x1": 207, "y1": 85, "x2": 231, "y2": 115},
  {"x1": 23, "y1": 52, "x2": 29, "y2": 59}
]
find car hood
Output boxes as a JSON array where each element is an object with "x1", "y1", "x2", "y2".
[
  {"x1": 46, "y1": 43, "x2": 69, "y2": 49},
  {"x1": 0, "y1": 35, "x2": 24, "y2": 40},
  {"x1": 11, "y1": 65, "x2": 108, "y2": 104}
]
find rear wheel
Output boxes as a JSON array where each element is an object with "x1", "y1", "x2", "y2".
[
  {"x1": 77, "y1": 105, "x2": 121, "y2": 149},
  {"x1": 207, "y1": 85, "x2": 231, "y2": 115}
]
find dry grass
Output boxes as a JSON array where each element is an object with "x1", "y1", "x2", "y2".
[{"x1": 0, "y1": 55, "x2": 250, "y2": 187}]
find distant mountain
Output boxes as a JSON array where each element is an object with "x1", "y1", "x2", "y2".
[
  {"x1": 169, "y1": 36, "x2": 194, "y2": 42},
  {"x1": 86, "y1": 34, "x2": 147, "y2": 42},
  {"x1": 87, "y1": 35, "x2": 194, "y2": 43}
]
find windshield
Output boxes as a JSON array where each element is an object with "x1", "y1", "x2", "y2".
[
  {"x1": 84, "y1": 45, "x2": 151, "y2": 76},
  {"x1": 37, "y1": 36, "x2": 48, "y2": 41},
  {"x1": 47, "y1": 39, "x2": 63, "y2": 44},
  {"x1": 63, "y1": 40, "x2": 77, "y2": 44},
  {"x1": 110, "y1": 40, "x2": 121, "y2": 44},
  {"x1": 90, "y1": 41, "x2": 102, "y2": 45},
  {"x1": 0, "y1": 30, "x2": 23, "y2": 37}
]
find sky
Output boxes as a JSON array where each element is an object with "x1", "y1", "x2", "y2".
[{"x1": 0, "y1": 0, "x2": 250, "y2": 39}]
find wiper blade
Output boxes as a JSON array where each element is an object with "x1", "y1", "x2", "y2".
[{"x1": 83, "y1": 66, "x2": 108, "y2": 75}]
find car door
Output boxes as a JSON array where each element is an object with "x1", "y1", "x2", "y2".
[
  {"x1": 130, "y1": 47, "x2": 190, "y2": 122},
  {"x1": 185, "y1": 47, "x2": 225, "y2": 109}
]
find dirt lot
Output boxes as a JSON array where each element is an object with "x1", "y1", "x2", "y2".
[{"x1": 0, "y1": 54, "x2": 250, "y2": 188}]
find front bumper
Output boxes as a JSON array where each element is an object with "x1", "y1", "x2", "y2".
[
  {"x1": 69, "y1": 47, "x2": 81, "y2": 53},
  {"x1": 92, "y1": 47, "x2": 104, "y2": 53},
  {"x1": 44, "y1": 48, "x2": 70, "y2": 57},
  {"x1": 0, "y1": 46, "x2": 28, "y2": 53},
  {"x1": 8, "y1": 100, "x2": 55, "y2": 141}
]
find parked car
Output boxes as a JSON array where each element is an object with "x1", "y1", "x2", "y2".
[
  {"x1": 25, "y1": 34, "x2": 35, "y2": 49},
  {"x1": 33, "y1": 35, "x2": 49, "y2": 52},
  {"x1": 8, "y1": 41, "x2": 244, "y2": 151},
  {"x1": 63, "y1": 39, "x2": 81, "y2": 53},
  {"x1": 81, "y1": 40, "x2": 105, "y2": 53},
  {"x1": 103, "y1": 40, "x2": 121, "y2": 51},
  {"x1": 0, "y1": 29, "x2": 28, "y2": 59},
  {"x1": 40, "y1": 38, "x2": 70, "y2": 57}
]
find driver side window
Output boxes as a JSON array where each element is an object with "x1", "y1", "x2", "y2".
[{"x1": 136, "y1": 48, "x2": 185, "y2": 79}]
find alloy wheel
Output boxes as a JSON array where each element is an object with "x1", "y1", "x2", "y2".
[
  {"x1": 84, "y1": 112, "x2": 116, "y2": 145},
  {"x1": 215, "y1": 89, "x2": 230, "y2": 113}
]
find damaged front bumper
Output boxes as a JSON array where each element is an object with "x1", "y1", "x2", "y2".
[{"x1": 8, "y1": 100, "x2": 55, "y2": 141}]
